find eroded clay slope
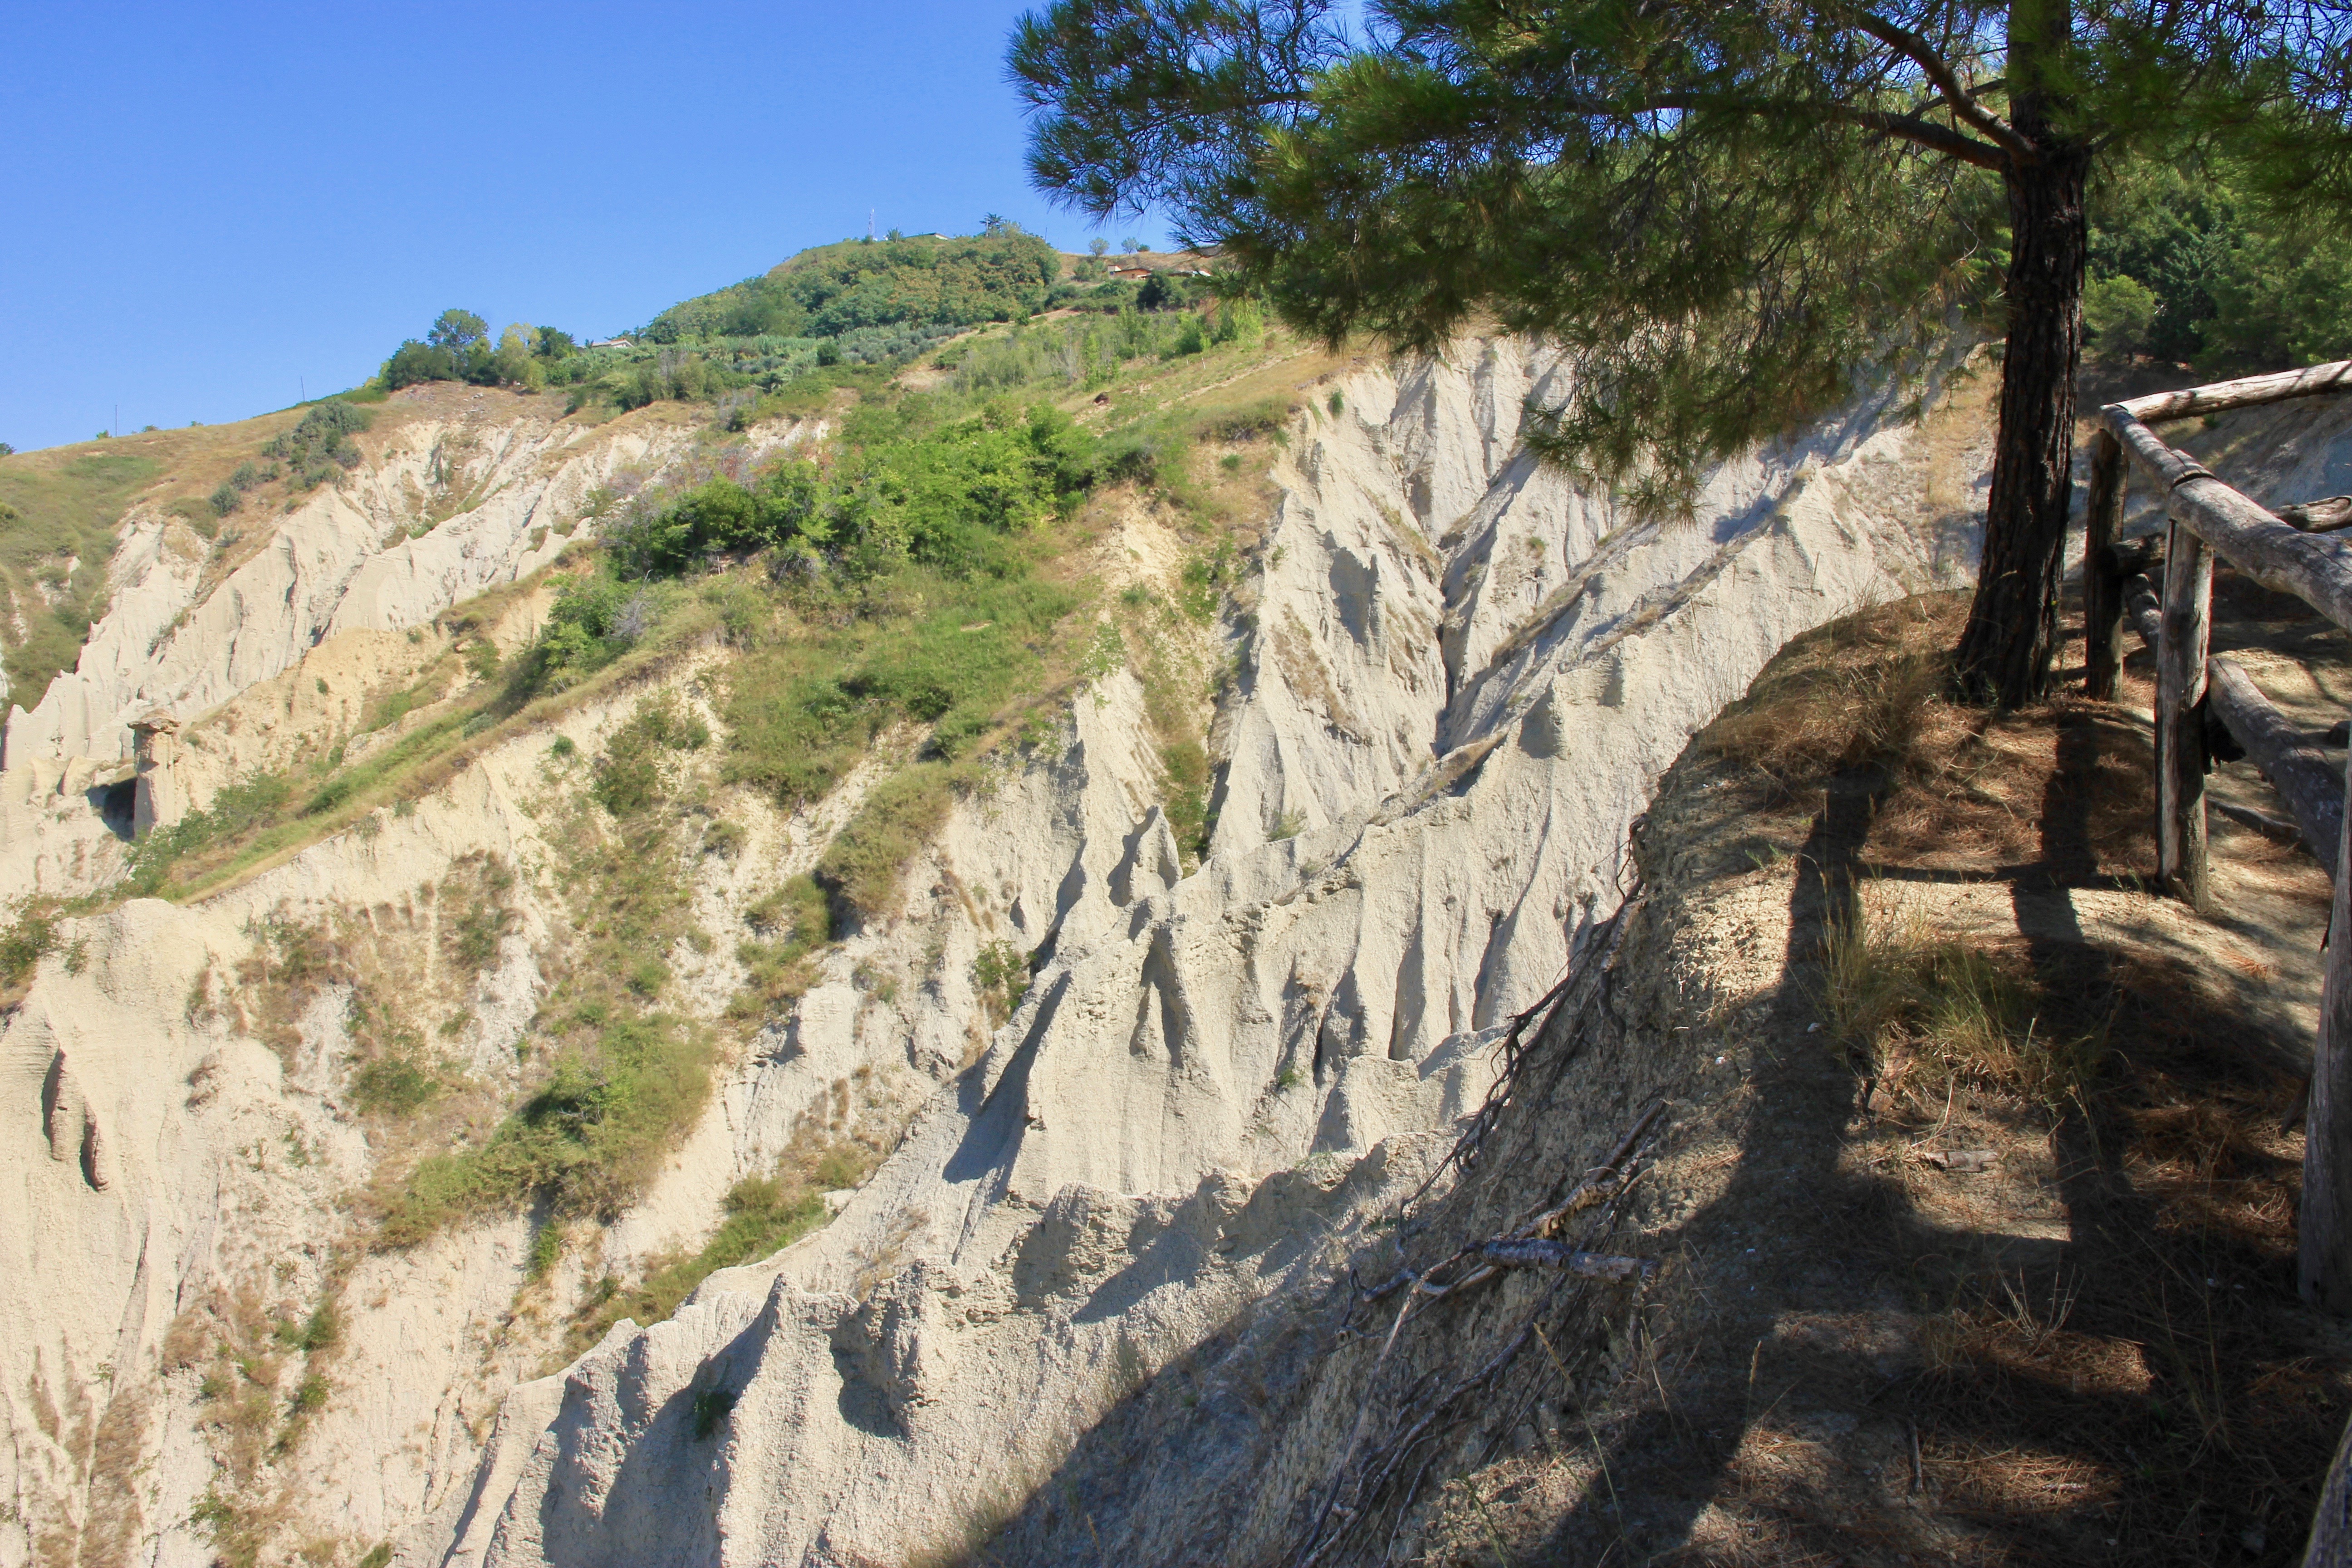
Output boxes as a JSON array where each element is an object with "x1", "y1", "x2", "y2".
[
  {"x1": 427, "y1": 337, "x2": 1991, "y2": 1568},
  {"x1": 0, "y1": 390, "x2": 816, "y2": 913}
]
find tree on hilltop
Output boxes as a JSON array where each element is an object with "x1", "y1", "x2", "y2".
[
  {"x1": 427, "y1": 309, "x2": 490, "y2": 355},
  {"x1": 1010, "y1": 0, "x2": 2352, "y2": 704}
]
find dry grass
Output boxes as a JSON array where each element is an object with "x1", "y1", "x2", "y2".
[
  {"x1": 1405, "y1": 589, "x2": 2344, "y2": 1568},
  {"x1": 1824, "y1": 903, "x2": 2105, "y2": 1113},
  {"x1": 1701, "y1": 592, "x2": 2157, "y2": 885}
]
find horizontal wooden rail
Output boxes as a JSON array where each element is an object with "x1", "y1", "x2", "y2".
[
  {"x1": 2120, "y1": 571, "x2": 2344, "y2": 881},
  {"x1": 2105, "y1": 413, "x2": 2352, "y2": 639},
  {"x1": 2120, "y1": 358, "x2": 2352, "y2": 424}
]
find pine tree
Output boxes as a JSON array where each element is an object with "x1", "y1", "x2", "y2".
[{"x1": 1011, "y1": 0, "x2": 2352, "y2": 703}]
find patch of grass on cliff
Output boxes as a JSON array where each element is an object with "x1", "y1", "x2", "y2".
[
  {"x1": 123, "y1": 568, "x2": 718, "y2": 906},
  {"x1": 381, "y1": 1014, "x2": 711, "y2": 1245},
  {"x1": 0, "y1": 446, "x2": 161, "y2": 705},
  {"x1": 562, "y1": 1089, "x2": 882, "y2": 1358},
  {"x1": 377, "y1": 709, "x2": 716, "y2": 1247},
  {"x1": 730, "y1": 873, "x2": 832, "y2": 1018},
  {"x1": 564, "y1": 1132, "x2": 872, "y2": 1356}
]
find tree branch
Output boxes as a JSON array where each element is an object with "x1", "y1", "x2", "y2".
[
  {"x1": 1602, "y1": 89, "x2": 2011, "y2": 170},
  {"x1": 1833, "y1": 104, "x2": 2013, "y2": 168},
  {"x1": 1845, "y1": 8, "x2": 2039, "y2": 164}
]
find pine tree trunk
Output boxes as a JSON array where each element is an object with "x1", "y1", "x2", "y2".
[{"x1": 1954, "y1": 0, "x2": 2090, "y2": 706}]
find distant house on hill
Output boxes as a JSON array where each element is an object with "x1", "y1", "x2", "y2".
[
  {"x1": 588, "y1": 338, "x2": 634, "y2": 349},
  {"x1": 1109, "y1": 267, "x2": 1154, "y2": 282}
]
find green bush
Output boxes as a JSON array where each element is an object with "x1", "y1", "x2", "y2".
[
  {"x1": 1161, "y1": 737, "x2": 1212, "y2": 858},
  {"x1": 380, "y1": 1014, "x2": 710, "y2": 1245},
  {"x1": 691, "y1": 1388, "x2": 737, "y2": 1440},
  {"x1": 817, "y1": 764, "x2": 956, "y2": 921},
  {"x1": 350, "y1": 1054, "x2": 443, "y2": 1117},
  {"x1": 523, "y1": 576, "x2": 660, "y2": 694},
  {"x1": 973, "y1": 938, "x2": 1030, "y2": 1023},
  {"x1": 1, "y1": 910, "x2": 58, "y2": 992},
  {"x1": 592, "y1": 696, "x2": 708, "y2": 817},
  {"x1": 125, "y1": 772, "x2": 293, "y2": 894},
  {"x1": 608, "y1": 461, "x2": 822, "y2": 576},
  {"x1": 263, "y1": 400, "x2": 372, "y2": 484}
]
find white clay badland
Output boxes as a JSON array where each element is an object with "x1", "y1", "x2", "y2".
[{"x1": 0, "y1": 328, "x2": 2126, "y2": 1568}]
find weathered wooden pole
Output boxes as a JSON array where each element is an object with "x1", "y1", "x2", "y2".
[
  {"x1": 2303, "y1": 1408, "x2": 2352, "y2": 1561},
  {"x1": 2083, "y1": 431, "x2": 2129, "y2": 699},
  {"x1": 2303, "y1": 742, "x2": 2352, "y2": 1314},
  {"x1": 2205, "y1": 658, "x2": 2346, "y2": 879},
  {"x1": 2156, "y1": 518, "x2": 2213, "y2": 908}
]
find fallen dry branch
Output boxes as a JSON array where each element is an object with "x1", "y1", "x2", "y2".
[
  {"x1": 1300, "y1": 932, "x2": 1667, "y2": 1568},
  {"x1": 1475, "y1": 1238, "x2": 1657, "y2": 1281}
]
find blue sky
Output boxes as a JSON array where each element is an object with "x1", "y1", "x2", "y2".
[{"x1": 0, "y1": 1, "x2": 1160, "y2": 453}]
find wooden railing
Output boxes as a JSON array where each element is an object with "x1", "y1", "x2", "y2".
[
  {"x1": 2076, "y1": 363, "x2": 2352, "y2": 1563},
  {"x1": 2077, "y1": 359, "x2": 2352, "y2": 1321}
]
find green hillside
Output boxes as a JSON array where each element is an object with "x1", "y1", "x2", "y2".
[
  {"x1": 644, "y1": 227, "x2": 1061, "y2": 343},
  {"x1": 372, "y1": 225, "x2": 1213, "y2": 415}
]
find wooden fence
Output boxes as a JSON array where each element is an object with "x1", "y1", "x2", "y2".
[
  {"x1": 2080, "y1": 358, "x2": 2352, "y2": 1316},
  {"x1": 2075, "y1": 362, "x2": 2352, "y2": 1566}
]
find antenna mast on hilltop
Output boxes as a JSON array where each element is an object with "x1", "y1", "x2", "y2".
[{"x1": 868, "y1": 209, "x2": 876, "y2": 240}]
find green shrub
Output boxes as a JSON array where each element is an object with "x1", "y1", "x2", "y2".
[
  {"x1": 380, "y1": 1014, "x2": 710, "y2": 1245},
  {"x1": 1, "y1": 910, "x2": 58, "y2": 993},
  {"x1": 263, "y1": 400, "x2": 372, "y2": 478},
  {"x1": 592, "y1": 696, "x2": 706, "y2": 817},
  {"x1": 351, "y1": 1054, "x2": 442, "y2": 1117},
  {"x1": 1161, "y1": 738, "x2": 1211, "y2": 857},
  {"x1": 524, "y1": 576, "x2": 658, "y2": 694},
  {"x1": 276, "y1": 1300, "x2": 339, "y2": 1354},
  {"x1": 818, "y1": 764, "x2": 956, "y2": 921},
  {"x1": 1179, "y1": 544, "x2": 1236, "y2": 624},
  {"x1": 973, "y1": 938, "x2": 1030, "y2": 1024},
  {"x1": 288, "y1": 1373, "x2": 328, "y2": 1416},
  {"x1": 691, "y1": 1387, "x2": 737, "y2": 1440}
]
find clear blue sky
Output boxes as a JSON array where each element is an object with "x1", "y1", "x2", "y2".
[{"x1": 0, "y1": 1, "x2": 1158, "y2": 454}]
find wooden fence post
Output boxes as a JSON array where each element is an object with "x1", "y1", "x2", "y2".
[
  {"x1": 2302, "y1": 742, "x2": 2352, "y2": 1314},
  {"x1": 2303, "y1": 1408, "x2": 2352, "y2": 1561},
  {"x1": 2156, "y1": 517, "x2": 2214, "y2": 909},
  {"x1": 2083, "y1": 431, "x2": 2128, "y2": 699}
]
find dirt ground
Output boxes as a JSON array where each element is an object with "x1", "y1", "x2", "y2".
[{"x1": 1407, "y1": 587, "x2": 2352, "y2": 1567}]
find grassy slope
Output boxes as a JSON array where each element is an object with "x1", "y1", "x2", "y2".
[
  {"x1": 0, "y1": 417, "x2": 301, "y2": 706},
  {"x1": 8, "y1": 308, "x2": 1325, "y2": 1264}
]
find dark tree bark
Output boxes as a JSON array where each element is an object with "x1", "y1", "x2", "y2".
[{"x1": 1956, "y1": 0, "x2": 2091, "y2": 706}]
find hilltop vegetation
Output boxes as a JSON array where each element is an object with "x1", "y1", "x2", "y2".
[
  {"x1": 364, "y1": 224, "x2": 1219, "y2": 417},
  {"x1": 645, "y1": 225, "x2": 1060, "y2": 342}
]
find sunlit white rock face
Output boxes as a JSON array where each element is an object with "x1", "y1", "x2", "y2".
[
  {"x1": 0, "y1": 332, "x2": 2003, "y2": 1568},
  {"x1": 421, "y1": 336, "x2": 1993, "y2": 1568}
]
